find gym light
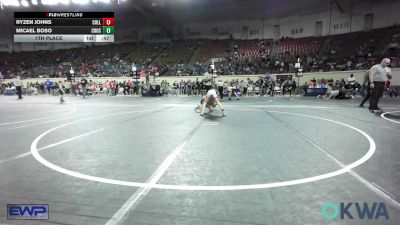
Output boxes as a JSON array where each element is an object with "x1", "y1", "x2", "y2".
[
  {"x1": 72, "y1": 0, "x2": 89, "y2": 4},
  {"x1": 41, "y1": 0, "x2": 59, "y2": 5},
  {"x1": 0, "y1": 0, "x2": 115, "y2": 7},
  {"x1": 58, "y1": 0, "x2": 70, "y2": 5},
  {"x1": 21, "y1": 0, "x2": 29, "y2": 6},
  {"x1": 1, "y1": 0, "x2": 20, "y2": 6}
]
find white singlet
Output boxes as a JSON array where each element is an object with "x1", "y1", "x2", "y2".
[{"x1": 206, "y1": 89, "x2": 218, "y2": 98}]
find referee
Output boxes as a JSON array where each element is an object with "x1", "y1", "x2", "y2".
[
  {"x1": 203, "y1": 67, "x2": 213, "y2": 92},
  {"x1": 13, "y1": 75, "x2": 23, "y2": 100},
  {"x1": 369, "y1": 58, "x2": 392, "y2": 113}
]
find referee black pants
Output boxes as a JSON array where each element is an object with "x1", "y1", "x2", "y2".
[
  {"x1": 218, "y1": 87, "x2": 224, "y2": 99},
  {"x1": 369, "y1": 81, "x2": 385, "y2": 110},
  {"x1": 16, "y1": 86, "x2": 22, "y2": 99}
]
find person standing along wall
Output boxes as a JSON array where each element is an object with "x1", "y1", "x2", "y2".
[
  {"x1": 80, "y1": 78, "x2": 88, "y2": 99},
  {"x1": 359, "y1": 70, "x2": 371, "y2": 107},
  {"x1": 45, "y1": 79, "x2": 53, "y2": 95}
]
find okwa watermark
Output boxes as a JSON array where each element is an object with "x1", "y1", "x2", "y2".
[{"x1": 322, "y1": 202, "x2": 390, "y2": 220}]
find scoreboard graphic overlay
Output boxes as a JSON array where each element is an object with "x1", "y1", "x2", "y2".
[{"x1": 14, "y1": 12, "x2": 114, "y2": 43}]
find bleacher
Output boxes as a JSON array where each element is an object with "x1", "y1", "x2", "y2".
[
  {"x1": 232, "y1": 39, "x2": 272, "y2": 62},
  {"x1": 88, "y1": 42, "x2": 138, "y2": 64},
  {"x1": 156, "y1": 41, "x2": 196, "y2": 65},
  {"x1": 126, "y1": 42, "x2": 165, "y2": 65},
  {"x1": 384, "y1": 25, "x2": 400, "y2": 59},
  {"x1": 194, "y1": 40, "x2": 230, "y2": 63},
  {"x1": 277, "y1": 36, "x2": 325, "y2": 61},
  {"x1": 326, "y1": 28, "x2": 388, "y2": 58},
  {"x1": 1, "y1": 26, "x2": 400, "y2": 79}
]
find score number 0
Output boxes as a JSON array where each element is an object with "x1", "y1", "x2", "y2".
[{"x1": 102, "y1": 18, "x2": 115, "y2": 26}]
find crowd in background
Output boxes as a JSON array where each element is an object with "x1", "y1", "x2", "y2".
[
  {"x1": 2, "y1": 72, "x2": 397, "y2": 99},
  {"x1": 1, "y1": 25, "x2": 399, "y2": 80}
]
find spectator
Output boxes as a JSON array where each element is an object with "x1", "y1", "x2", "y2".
[
  {"x1": 347, "y1": 74, "x2": 356, "y2": 86},
  {"x1": 64, "y1": 80, "x2": 71, "y2": 94}
]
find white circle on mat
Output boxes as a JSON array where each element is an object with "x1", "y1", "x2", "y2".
[
  {"x1": 381, "y1": 111, "x2": 400, "y2": 124},
  {"x1": 30, "y1": 109, "x2": 376, "y2": 191}
]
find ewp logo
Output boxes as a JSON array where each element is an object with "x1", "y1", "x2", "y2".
[
  {"x1": 7, "y1": 204, "x2": 49, "y2": 220},
  {"x1": 322, "y1": 202, "x2": 389, "y2": 220}
]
